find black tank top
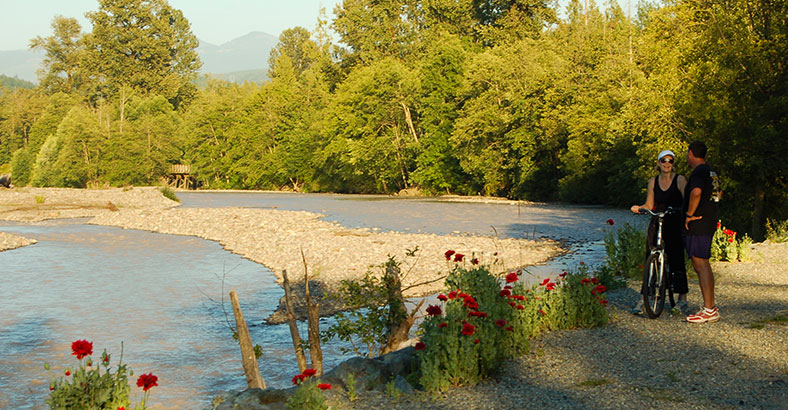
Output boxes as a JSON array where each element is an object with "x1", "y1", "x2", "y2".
[{"x1": 653, "y1": 174, "x2": 683, "y2": 212}]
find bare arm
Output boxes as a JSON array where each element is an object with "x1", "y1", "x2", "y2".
[
  {"x1": 677, "y1": 175, "x2": 688, "y2": 197},
  {"x1": 630, "y1": 177, "x2": 655, "y2": 213},
  {"x1": 685, "y1": 187, "x2": 703, "y2": 229}
]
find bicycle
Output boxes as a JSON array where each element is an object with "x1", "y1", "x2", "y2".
[{"x1": 636, "y1": 207, "x2": 680, "y2": 318}]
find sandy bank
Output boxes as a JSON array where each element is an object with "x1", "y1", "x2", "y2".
[{"x1": 0, "y1": 231, "x2": 37, "y2": 252}]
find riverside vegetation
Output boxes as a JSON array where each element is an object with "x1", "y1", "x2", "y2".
[{"x1": 1, "y1": 0, "x2": 786, "y2": 241}]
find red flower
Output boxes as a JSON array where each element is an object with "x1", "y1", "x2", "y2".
[
  {"x1": 539, "y1": 309, "x2": 546, "y2": 315},
  {"x1": 728, "y1": 238, "x2": 734, "y2": 243},
  {"x1": 426, "y1": 305, "x2": 442, "y2": 316},
  {"x1": 65, "y1": 370, "x2": 71, "y2": 376},
  {"x1": 505, "y1": 326, "x2": 513, "y2": 331},
  {"x1": 444, "y1": 250, "x2": 455, "y2": 260},
  {"x1": 292, "y1": 374, "x2": 306, "y2": 385},
  {"x1": 592, "y1": 284, "x2": 607, "y2": 295},
  {"x1": 50, "y1": 385, "x2": 54, "y2": 391},
  {"x1": 499, "y1": 289, "x2": 511, "y2": 297},
  {"x1": 437, "y1": 294, "x2": 448, "y2": 302},
  {"x1": 414, "y1": 342, "x2": 426, "y2": 350},
  {"x1": 606, "y1": 219, "x2": 615, "y2": 225},
  {"x1": 136, "y1": 373, "x2": 158, "y2": 392},
  {"x1": 317, "y1": 383, "x2": 332, "y2": 390},
  {"x1": 591, "y1": 277, "x2": 599, "y2": 284},
  {"x1": 303, "y1": 368, "x2": 317, "y2": 377},
  {"x1": 461, "y1": 322, "x2": 476, "y2": 336},
  {"x1": 545, "y1": 282, "x2": 556, "y2": 291},
  {"x1": 504, "y1": 285, "x2": 512, "y2": 290},
  {"x1": 540, "y1": 278, "x2": 550, "y2": 286},
  {"x1": 438, "y1": 322, "x2": 448, "y2": 328},
  {"x1": 458, "y1": 292, "x2": 469, "y2": 299},
  {"x1": 581, "y1": 278, "x2": 590, "y2": 285},
  {"x1": 454, "y1": 253, "x2": 465, "y2": 262},
  {"x1": 516, "y1": 305, "x2": 524, "y2": 310},
  {"x1": 495, "y1": 319, "x2": 507, "y2": 327},
  {"x1": 506, "y1": 272, "x2": 519, "y2": 283},
  {"x1": 473, "y1": 339, "x2": 480, "y2": 344},
  {"x1": 559, "y1": 272, "x2": 567, "y2": 278},
  {"x1": 448, "y1": 290, "x2": 458, "y2": 299},
  {"x1": 509, "y1": 302, "x2": 516, "y2": 307},
  {"x1": 471, "y1": 258, "x2": 479, "y2": 265},
  {"x1": 71, "y1": 340, "x2": 93, "y2": 360},
  {"x1": 511, "y1": 294, "x2": 525, "y2": 301},
  {"x1": 717, "y1": 221, "x2": 721, "y2": 229},
  {"x1": 118, "y1": 407, "x2": 126, "y2": 410},
  {"x1": 600, "y1": 300, "x2": 609, "y2": 306}
]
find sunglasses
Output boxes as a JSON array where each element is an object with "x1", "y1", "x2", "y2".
[{"x1": 660, "y1": 158, "x2": 674, "y2": 164}]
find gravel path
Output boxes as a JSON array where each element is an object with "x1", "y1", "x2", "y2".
[{"x1": 328, "y1": 241, "x2": 788, "y2": 409}]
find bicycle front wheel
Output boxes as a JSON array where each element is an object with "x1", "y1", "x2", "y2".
[{"x1": 642, "y1": 252, "x2": 666, "y2": 318}]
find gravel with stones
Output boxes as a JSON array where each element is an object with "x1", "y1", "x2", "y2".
[{"x1": 329, "y1": 241, "x2": 788, "y2": 409}]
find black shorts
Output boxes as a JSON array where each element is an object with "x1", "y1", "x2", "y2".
[{"x1": 684, "y1": 235, "x2": 712, "y2": 259}]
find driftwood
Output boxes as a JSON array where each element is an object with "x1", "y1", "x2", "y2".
[
  {"x1": 229, "y1": 289, "x2": 265, "y2": 390},
  {"x1": 282, "y1": 269, "x2": 308, "y2": 372},
  {"x1": 302, "y1": 249, "x2": 323, "y2": 375},
  {"x1": 381, "y1": 258, "x2": 424, "y2": 355}
]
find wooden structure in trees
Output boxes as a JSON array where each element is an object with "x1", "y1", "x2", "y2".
[{"x1": 167, "y1": 164, "x2": 196, "y2": 189}]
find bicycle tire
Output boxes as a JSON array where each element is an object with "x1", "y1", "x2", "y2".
[{"x1": 642, "y1": 252, "x2": 666, "y2": 318}]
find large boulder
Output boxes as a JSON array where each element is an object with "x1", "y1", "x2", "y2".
[
  {"x1": 0, "y1": 173, "x2": 11, "y2": 188},
  {"x1": 209, "y1": 346, "x2": 419, "y2": 409}
]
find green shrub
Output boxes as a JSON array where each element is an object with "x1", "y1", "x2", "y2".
[
  {"x1": 765, "y1": 218, "x2": 788, "y2": 243},
  {"x1": 159, "y1": 186, "x2": 179, "y2": 202},
  {"x1": 737, "y1": 234, "x2": 753, "y2": 262},
  {"x1": 287, "y1": 379, "x2": 328, "y2": 410},
  {"x1": 601, "y1": 222, "x2": 646, "y2": 280},
  {"x1": 416, "y1": 264, "x2": 608, "y2": 393}
]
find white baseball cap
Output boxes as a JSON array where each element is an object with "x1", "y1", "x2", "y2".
[{"x1": 658, "y1": 150, "x2": 676, "y2": 161}]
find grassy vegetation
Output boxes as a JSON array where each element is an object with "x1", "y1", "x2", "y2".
[
  {"x1": 745, "y1": 313, "x2": 788, "y2": 329},
  {"x1": 159, "y1": 186, "x2": 179, "y2": 202}
]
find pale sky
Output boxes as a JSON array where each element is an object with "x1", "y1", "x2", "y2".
[{"x1": 0, "y1": 0, "x2": 344, "y2": 51}]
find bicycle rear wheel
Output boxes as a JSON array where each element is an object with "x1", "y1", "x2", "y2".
[{"x1": 642, "y1": 253, "x2": 666, "y2": 318}]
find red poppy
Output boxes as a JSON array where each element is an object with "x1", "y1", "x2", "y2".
[
  {"x1": 49, "y1": 385, "x2": 54, "y2": 391},
  {"x1": 606, "y1": 219, "x2": 615, "y2": 225},
  {"x1": 591, "y1": 277, "x2": 599, "y2": 284},
  {"x1": 448, "y1": 290, "x2": 458, "y2": 299},
  {"x1": 136, "y1": 373, "x2": 158, "y2": 391},
  {"x1": 545, "y1": 282, "x2": 556, "y2": 291},
  {"x1": 473, "y1": 339, "x2": 480, "y2": 344},
  {"x1": 292, "y1": 374, "x2": 306, "y2": 385},
  {"x1": 454, "y1": 253, "x2": 465, "y2": 262},
  {"x1": 728, "y1": 238, "x2": 734, "y2": 243},
  {"x1": 716, "y1": 221, "x2": 721, "y2": 230},
  {"x1": 559, "y1": 272, "x2": 567, "y2": 278},
  {"x1": 471, "y1": 258, "x2": 479, "y2": 265},
  {"x1": 511, "y1": 294, "x2": 524, "y2": 301},
  {"x1": 461, "y1": 322, "x2": 476, "y2": 336},
  {"x1": 500, "y1": 289, "x2": 511, "y2": 297},
  {"x1": 426, "y1": 305, "x2": 442, "y2": 316},
  {"x1": 540, "y1": 278, "x2": 550, "y2": 286},
  {"x1": 509, "y1": 302, "x2": 516, "y2": 307},
  {"x1": 516, "y1": 305, "x2": 524, "y2": 310},
  {"x1": 539, "y1": 309, "x2": 546, "y2": 315},
  {"x1": 414, "y1": 342, "x2": 426, "y2": 350},
  {"x1": 65, "y1": 370, "x2": 71, "y2": 376},
  {"x1": 458, "y1": 292, "x2": 469, "y2": 299},
  {"x1": 581, "y1": 278, "x2": 590, "y2": 285},
  {"x1": 438, "y1": 322, "x2": 448, "y2": 328},
  {"x1": 444, "y1": 250, "x2": 455, "y2": 260},
  {"x1": 592, "y1": 284, "x2": 607, "y2": 295},
  {"x1": 495, "y1": 319, "x2": 507, "y2": 327},
  {"x1": 437, "y1": 294, "x2": 448, "y2": 302},
  {"x1": 505, "y1": 326, "x2": 513, "y2": 331},
  {"x1": 71, "y1": 340, "x2": 93, "y2": 360},
  {"x1": 118, "y1": 407, "x2": 126, "y2": 410},
  {"x1": 317, "y1": 383, "x2": 332, "y2": 390},
  {"x1": 600, "y1": 300, "x2": 609, "y2": 306},
  {"x1": 303, "y1": 368, "x2": 317, "y2": 377},
  {"x1": 506, "y1": 272, "x2": 519, "y2": 283},
  {"x1": 504, "y1": 285, "x2": 512, "y2": 290}
]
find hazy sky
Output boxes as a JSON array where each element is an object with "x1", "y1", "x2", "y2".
[{"x1": 0, "y1": 0, "x2": 344, "y2": 51}]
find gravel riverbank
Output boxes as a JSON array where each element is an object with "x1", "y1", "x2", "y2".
[{"x1": 331, "y1": 241, "x2": 788, "y2": 409}]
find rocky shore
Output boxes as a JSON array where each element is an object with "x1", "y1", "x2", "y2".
[
  {"x1": 0, "y1": 231, "x2": 37, "y2": 252},
  {"x1": 0, "y1": 187, "x2": 562, "y2": 320}
]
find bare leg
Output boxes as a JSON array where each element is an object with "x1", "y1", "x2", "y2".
[{"x1": 691, "y1": 256, "x2": 715, "y2": 309}]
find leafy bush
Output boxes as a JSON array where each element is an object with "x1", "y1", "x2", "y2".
[
  {"x1": 416, "y1": 263, "x2": 608, "y2": 392},
  {"x1": 737, "y1": 234, "x2": 753, "y2": 262},
  {"x1": 765, "y1": 218, "x2": 788, "y2": 243},
  {"x1": 601, "y1": 222, "x2": 646, "y2": 280},
  {"x1": 159, "y1": 186, "x2": 179, "y2": 202},
  {"x1": 287, "y1": 369, "x2": 330, "y2": 410}
]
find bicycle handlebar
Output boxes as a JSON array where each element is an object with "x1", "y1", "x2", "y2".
[{"x1": 636, "y1": 207, "x2": 681, "y2": 218}]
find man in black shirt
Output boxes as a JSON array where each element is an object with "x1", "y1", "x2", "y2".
[{"x1": 683, "y1": 141, "x2": 720, "y2": 323}]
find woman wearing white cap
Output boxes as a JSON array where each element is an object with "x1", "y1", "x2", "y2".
[{"x1": 630, "y1": 150, "x2": 689, "y2": 314}]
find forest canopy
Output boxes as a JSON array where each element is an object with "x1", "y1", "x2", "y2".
[{"x1": 0, "y1": 0, "x2": 786, "y2": 239}]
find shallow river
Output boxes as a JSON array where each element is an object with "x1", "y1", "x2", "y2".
[{"x1": 0, "y1": 192, "x2": 637, "y2": 409}]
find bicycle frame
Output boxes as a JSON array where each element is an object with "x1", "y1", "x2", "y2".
[{"x1": 638, "y1": 207, "x2": 679, "y2": 318}]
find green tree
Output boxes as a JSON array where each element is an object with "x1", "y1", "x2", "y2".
[
  {"x1": 29, "y1": 16, "x2": 85, "y2": 94},
  {"x1": 82, "y1": 0, "x2": 202, "y2": 108}
]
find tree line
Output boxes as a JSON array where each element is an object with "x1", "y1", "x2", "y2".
[{"x1": 0, "y1": 0, "x2": 785, "y2": 239}]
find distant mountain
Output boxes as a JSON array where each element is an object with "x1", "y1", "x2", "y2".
[
  {"x1": 0, "y1": 31, "x2": 277, "y2": 85},
  {"x1": 0, "y1": 74, "x2": 36, "y2": 89},
  {"x1": 0, "y1": 49, "x2": 44, "y2": 83}
]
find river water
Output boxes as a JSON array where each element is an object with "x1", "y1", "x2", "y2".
[{"x1": 0, "y1": 192, "x2": 637, "y2": 409}]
